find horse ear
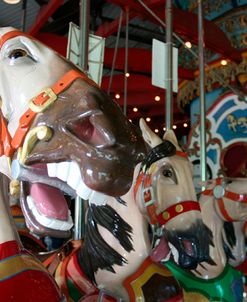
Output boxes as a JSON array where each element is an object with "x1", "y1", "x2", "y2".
[
  {"x1": 163, "y1": 129, "x2": 182, "y2": 151},
  {"x1": 139, "y1": 118, "x2": 162, "y2": 148}
]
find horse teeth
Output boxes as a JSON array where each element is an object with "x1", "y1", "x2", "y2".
[
  {"x1": 168, "y1": 242, "x2": 179, "y2": 263},
  {"x1": 47, "y1": 163, "x2": 57, "y2": 178},
  {"x1": 67, "y1": 161, "x2": 81, "y2": 190},
  {"x1": 89, "y1": 191, "x2": 107, "y2": 206},
  {"x1": 56, "y1": 162, "x2": 70, "y2": 182},
  {"x1": 26, "y1": 195, "x2": 73, "y2": 231},
  {"x1": 154, "y1": 239, "x2": 160, "y2": 247},
  {"x1": 76, "y1": 180, "x2": 92, "y2": 200}
]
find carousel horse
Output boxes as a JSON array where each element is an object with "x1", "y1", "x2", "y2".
[
  {"x1": 161, "y1": 177, "x2": 247, "y2": 302},
  {"x1": 0, "y1": 27, "x2": 210, "y2": 301},
  {"x1": 0, "y1": 173, "x2": 65, "y2": 301},
  {"x1": 42, "y1": 119, "x2": 211, "y2": 302}
]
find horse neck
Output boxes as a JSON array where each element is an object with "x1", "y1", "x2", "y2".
[
  {"x1": 93, "y1": 186, "x2": 151, "y2": 300},
  {"x1": 194, "y1": 196, "x2": 227, "y2": 279},
  {"x1": 0, "y1": 174, "x2": 22, "y2": 254},
  {"x1": 227, "y1": 221, "x2": 246, "y2": 267}
]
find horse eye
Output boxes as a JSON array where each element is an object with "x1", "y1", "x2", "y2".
[
  {"x1": 9, "y1": 49, "x2": 27, "y2": 60},
  {"x1": 163, "y1": 169, "x2": 173, "y2": 177}
]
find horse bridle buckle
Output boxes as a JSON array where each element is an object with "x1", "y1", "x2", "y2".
[
  {"x1": 29, "y1": 88, "x2": 57, "y2": 113},
  {"x1": 143, "y1": 187, "x2": 155, "y2": 207}
]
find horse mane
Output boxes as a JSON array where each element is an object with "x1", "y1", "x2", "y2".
[
  {"x1": 77, "y1": 203, "x2": 134, "y2": 284},
  {"x1": 222, "y1": 221, "x2": 236, "y2": 260},
  {"x1": 141, "y1": 140, "x2": 176, "y2": 172}
]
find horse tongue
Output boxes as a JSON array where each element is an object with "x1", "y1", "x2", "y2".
[
  {"x1": 151, "y1": 237, "x2": 170, "y2": 263},
  {"x1": 30, "y1": 183, "x2": 68, "y2": 220},
  {"x1": 183, "y1": 239, "x2": 194, "y2": 257}
]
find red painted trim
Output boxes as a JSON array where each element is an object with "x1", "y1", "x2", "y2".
[
  {"x1": 0, "y1": 30, "x2": 31, "y2": 49},
  {"x1": 218, "y1": 198, "x2": 234, "y2": 222},
  {"x1": 157, "y1": 201, "x2": 201, "y2": 225},
  {"x1": 0, "y1": 241, "x2": 21, "y2": 260},
  {"x1": 29, "y1": 0, "x2": 64, "y2": 36},
  {"x1": 123, "y1": 257, "x2": 153, "y2": 301}
]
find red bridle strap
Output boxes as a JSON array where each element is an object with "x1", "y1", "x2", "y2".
[
  {"x1": 134, "y1": 171, "x2": 158, "y2": 225},
  {"x1": 175, "y1": 150, "x2": 188, "y2": 159},
  {"x1": 0, "y1": 30, "x2": 31, "y2": 49},
  {"x1": 156, "y1": 201, "x2": 201, "y2": 225},
  {"x1": 202, "y1": 178, "x2": 247, "y2": 203},
  {"x1": 0, "y1": 30, "x2": 99, "y2": 159},
  {"x1": 134, "y1": 149, "x2": 193, "y2": 226},
  {"x1": 1, "y1": 69, "x2": 96, "y2": 158},
  {"x1": 201, "y1": 178, "x2": 247, "y2": 222}
]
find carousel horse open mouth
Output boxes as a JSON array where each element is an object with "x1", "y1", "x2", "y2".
[
  {"x1": 164, "y1": 220, "x2": 213, "y2": 269},
  {"x1": 14, "y1": 159, "x2": 112, "y2": 237},
  {"x1": 151, "y1": 219, "x2": 213, "y2": 270}
]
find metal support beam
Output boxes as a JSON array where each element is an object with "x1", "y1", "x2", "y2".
[
  {"x1": 29, "y1": 0, "x2": 64, "y2": 36},
  {"x1": 165, "y1": 0, "x2": 173, "y2": 130},
  {"x1": 124, "y1": 9, "x2": 129, "y2": 116},
  {"x1": 21, "y1": 0, "x2": 27, "y2": 32},
  {"x1": 74, "y1": 0, "x2": 90, "y2": 240},
  {"x1": 198, "y1": 0, "x2": 207, "y2": 185},
  {"x1": 79, "y1": 0, "x2": 90, "y2": 71}
]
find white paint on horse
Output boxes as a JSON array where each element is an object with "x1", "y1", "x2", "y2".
[{"x1": 0, "y1": 27, "x2": 70, "y2": 138}]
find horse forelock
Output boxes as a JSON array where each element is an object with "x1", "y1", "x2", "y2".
[{"x1": 141, "y1": 140, "x2": 176, "y2": 172}]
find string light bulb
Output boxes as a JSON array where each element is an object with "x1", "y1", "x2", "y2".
[
  {"x1": 221, "y1": 59, "x2": 227, "y2": 66},
  {"x1": 155, "y1": 95, "x2": 160, "y2": 101},
  {"x1": 125, "y1": 72, "x2": 130, "y2": 77},
  {"x1": 115, "y1": 93, "x2": 120, "y2": 99},
  {"x1": 3, "y1": 0, "x2": 21, "y2": 3},
  {"x1": 183, "y1": 123, "x2": 188, "y2": 128},
  {"x1": 133, "y1": 107, "x2": 138, "y2": 112},
  {"x1": 146, "y1": 117, "x2": 151, "y2": 122},
  {"x1": 154, "y1": 129, "x2": 159, "y2": 133},
  {"x1": 185, "y1": 41, "x2": 192, "y2": 48},
  {"x1": 172, "y1": 125, "x2": 177, "y2": 129}
]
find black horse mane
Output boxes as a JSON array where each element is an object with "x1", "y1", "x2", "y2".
[
  {"x1": 77, "y1": 203, "x2": 134, "y2": 284},
  {"x1": 223, "y1": 221, "x2": 236, "y2": 260},
  {"x1": 141, "y1": 140, "x2": 176, "y2": 172}
]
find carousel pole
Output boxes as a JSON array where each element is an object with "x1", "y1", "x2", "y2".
[
  {"x1": 123, "y1": 8, "x2": 129, "y2": 116},
  {"x1": 198, "y1": 0, "x2": 207, "y2": 185},
  {"x1": 21, "y1": 0, "x2": 27, "y2": 32},
  {"x1": 107, "y1": 11, "x2": 123, "y2": 95},
  {"x1": 165, "y1": 0, "x2": 173, "y2": 130},
  {"x1": 74, "y1": 0, "x2": 90, "y2": 240}
]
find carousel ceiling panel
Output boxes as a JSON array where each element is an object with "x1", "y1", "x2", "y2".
[{"x1": 0, "y1": 0, "x2": 39, "y2": 30}]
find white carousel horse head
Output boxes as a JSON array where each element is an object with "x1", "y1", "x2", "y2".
[
  {"x1": 200, "y1": 177, "x2": 247, "y2": 223},
  {"x1": 135, "y1": 118, "x2": 211, "y2": 270},
  {"x1": 219, "y1": 178, "x2": 247, "y2": 267},
  {"x1": 0, "y1": 27, "x2": 146, "y2": 237},
  {"x1": 197, "y1": 177, "x2": 247, "y2": 279}
]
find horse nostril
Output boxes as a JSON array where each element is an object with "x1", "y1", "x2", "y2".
[
  {"x1": 67, "y1": 116, "x2": 95, "y2": 144},
  {"x1": 66, "y1": 114, "x2": 115, "y2": 148}
]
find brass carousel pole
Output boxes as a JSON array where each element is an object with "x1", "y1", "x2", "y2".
[
  {"x1": 165, "y1": 0, "x2": 173, "y2": 130},
  {"x1": 198, "y1": 0, "x2": 207, "y2": 185},
  {"x1": 74, "y1": 0, "x2": 90, "y2": 240}
]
